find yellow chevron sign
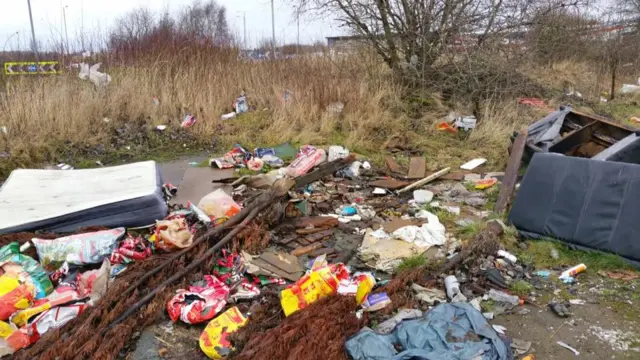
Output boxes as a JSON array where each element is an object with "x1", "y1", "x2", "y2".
[{"x1": 3, "y1": 61, "x2": 61, "y2": 75}]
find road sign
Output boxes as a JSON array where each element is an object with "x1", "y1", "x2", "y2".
[{"x1": 3, "y1": 61, "x2": 61, "y2": 75}]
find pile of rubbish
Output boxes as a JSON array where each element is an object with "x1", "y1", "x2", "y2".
[{"x1": 0, "y1": 134, "x2": 614, "y2": 360}]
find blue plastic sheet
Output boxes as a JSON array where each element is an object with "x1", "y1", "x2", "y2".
[{"x1": 345, "y1": 303, "x2": 512, "y2": 360}]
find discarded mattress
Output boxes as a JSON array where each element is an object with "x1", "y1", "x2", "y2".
[
  {"x1": 509, "y1": 153, "x2": 640, "y2": 266},
  {"x1": 0, "y1": 161, "x2": 168, "y2": 234},
  {"x1": 345, "y1": 302, "x2": 512, "y2": 360}
]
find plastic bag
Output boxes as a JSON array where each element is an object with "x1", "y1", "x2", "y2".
[
  {"x1": 283, "y1": 145, "x2": 327, "y2": 178},
  {"x1": 199, "y1": 306, "x2": 247, "y2": 359},
  {"x1": 328, "y1": 145, "x2": 349, "y2": 162},
  {"x1": 198, "y1": 189, "x2": 241, "y2": 221},
  {"x1": 109, "y1": 235, "x2": 152, "y2": 264},
  {"x1": 280, "y1": 266, "x2": 339, "y2": 317},
  {"x1": 155, "y1": 218, "x2": 194, "y2": 251},
  {"x1": 32, "y1": 228, "x2": 124, "y2": 267},
  {"x1": 0, "y1": 243, "x2": 52, "y2": 300},
  {"x1": 167, "y1": 275, "x2": 230, "y2": 325},
  {"x1": 0, "y1": 275, "x2": 32, "y2": 321}
]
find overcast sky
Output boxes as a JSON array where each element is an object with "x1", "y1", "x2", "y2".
[{"x1": 0, "y1": 0, "x2": 345, "y2": 51}]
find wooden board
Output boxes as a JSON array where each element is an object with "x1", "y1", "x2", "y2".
[
  {"x1": 385, "y1": 156, "x2": 404, "y2": 175},
  {"x1": 407, "y1": 157, "x2": 426, "y2": 179},
  {"x1": 495, "y1": 130, "x2": 528, "y2": 213},
  {"x1": 369, "y1": 179, "x2": 410, "y2": 190}
]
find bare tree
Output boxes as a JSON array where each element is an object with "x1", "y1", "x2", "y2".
[{"x1": 294, "y1": 0, "x2": 584, "y2": 74}]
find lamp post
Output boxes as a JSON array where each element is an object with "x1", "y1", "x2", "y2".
[
  {"x1": 2, "y1": 32, "x2": 19, "y2": 52},
  {"x1": 27, "y1": 0, "x2": 39, "y2": 60}
]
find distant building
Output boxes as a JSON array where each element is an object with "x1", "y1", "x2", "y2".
[{"x1": 326, "y1": 35, "x2": 371, "y2": 53}]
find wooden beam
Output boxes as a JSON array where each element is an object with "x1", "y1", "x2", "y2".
[
  {"x1": 495, "y1": 130, "x2": 528, "y2": 213},
  {"x1": 396, "y1": 167, "x2": 450, "y2": 194}
]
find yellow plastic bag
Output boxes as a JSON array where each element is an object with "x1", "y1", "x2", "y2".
[
  {"x1": 10, "y1": 302, "x2": 51, "y2": 327},
  {"x1": 199, "y1": 306, "x2": 247, "y2": 359},
  {"x1": 0, "y1": 321, "x2": 15, "y2": 338},
  {"x1": 280, "y1": 266, "x2": 338, "y2": 317},
  {"x1": 355, "y1": 274, "x2": 375, "y2": 305}
]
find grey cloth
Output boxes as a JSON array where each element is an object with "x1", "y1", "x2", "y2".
[
  {"x1": 345, "y1": 303, "x2": 512, "y2": 360},
  {"x1": 509, "y1": 153, "x2": 640, "y2": 267},
  {"x1": 526, "y1": 105, "x2": 573, "y2": 150}
]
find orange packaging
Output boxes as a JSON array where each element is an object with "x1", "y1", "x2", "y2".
[
  {"x1": 475, "y1": 178, "x2": 498, "y2": 190},
  {"x1": 280, "y1": 267, "x2": 339, "y2": 317}
]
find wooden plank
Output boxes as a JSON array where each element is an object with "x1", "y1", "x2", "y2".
[
  {"x1": 407, "y1": 157, "x2": 426, "y2": 179},
  {"x1": 495, "y1": 130, "x2": 528, "y2": 213},
  {"x1": 369, "y1": 178, "x2": 410, "y2": 190},
  {"x1": 396, "y1": 168, "x2": 450, "y2": 194},
  {"x1": 305, "y1": 229, "x2": 334, "y2": 243},
  {"x1": 291, "y1": 243, "x2": 323, "y2": 257},
  {"x1": 385, "y1": 156, "x2": 404, "y2": 175}
]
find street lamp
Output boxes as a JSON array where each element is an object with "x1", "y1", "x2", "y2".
[
  {"x1": 236, "y1": 12, "x2": 247, "y2": 50},
  {"x1": 3, "y1": 32, "x2": 19, "y2": 52}
]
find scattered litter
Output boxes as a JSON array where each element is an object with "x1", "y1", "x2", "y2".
[
  {"x1": 436, "y1": 121, "x2": 458, "y2": 133},
  {"x1": 372, "y1": 188, "x2": 387, "y2": 195},
  {"x1": 199, "y1": 306, "x2": 247, "y2": 359},
  {"x1": 492, "y1": 324, "x2": 507, "y2": 335},
  {"x1": 376, "y1": 309, "x2": 422, "y2": 334},
  {"x1": 328, "y1": 145, "x2": 350, "y2": 162},
  {"x1": 233, "y1": 93, "x2": 248, "y2": 114},
  {"x1": 548, "y1": 302, "x2": 571, "y2": 318},
  {"x1": 475, "y1": 178, "x2": 497, "y2": 190},
  {"x1": 488, "y1": 289, "x2": 521, "y2": 306},
  {"x1": 181, "y1": 114, "x2": 197, "y2": 128},
  {"x1": 497, "y1": 250, "x2": 517, "y2": 263},
  {"x1": 221, "y1": 112, "x2": 236, "y2": 120},
  {"x1": 411, "y1": 283, "x2": 446, "y2": 305},
  {"x1": 460, "y1": 158, "x2": 487, "y2": 170},
  {"x1": 511, "y1": 338, "x2": 532, "y2": 355},
  {"x1": 560, "y1": 263, "x2": 586, "y2": 283},
  {"x1": 569, "y1": 299, "x2": 586, "y2": 305},
  {"x1": 454, "y1": 116, "x2": 477, "y2": 131},
  {"x1": 588, "y1": 325, "x2": 640, "y2": 352},
  {"x1": 78, "y1": 62, "x2": 111, "y2": 87},
  {"x1": 534, "y1": 270, "x2": 551, "y2": 278},
  {"x1": 361, "y1": 292, "x2": 391, "y2": 312},
  {"x1": 167, "y1": 275, "x2": 230, "y2": 324},
  {"x1": 156, "y1": 125, "x2": 167, "y2": 131},
  {"x1": 413, "y1": 190, "x2": 434, "y2": 204},
  {"x1": 557, "y1": 341, "x2": 580, "y2": 356}
]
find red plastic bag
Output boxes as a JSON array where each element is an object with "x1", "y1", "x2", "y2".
[
  {"x1": 167, "y1": 276, "x2": 230, "y2": 324},
  {"x1": 109, "y1": 235, "x2": 152, "y2": 264}
]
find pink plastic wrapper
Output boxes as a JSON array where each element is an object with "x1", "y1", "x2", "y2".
[
  {"x1": 181, "y1": 114, "x2": 197, "y2": 128},
  {"x1": 283, "y1": 145, "x2": 327, "y2": 178},
  {"x1": 167, "y1": 275, "x2": 230, "y2": 324}
]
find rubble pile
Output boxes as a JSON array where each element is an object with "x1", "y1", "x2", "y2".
[{"x1": 0, "y1": 132, "x2": 626, "y2": 360}]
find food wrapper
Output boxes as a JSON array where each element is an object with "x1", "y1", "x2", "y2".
[
  {"x1": 0, "y1": 275, "x2": 33, "y2": 320},
  {"x1": 155, "y1": 218, "x2": 194, "y2": 251},
  {"x1": 362, "y1": 292, "x2": 391, "y2": 312},
  {"x1": 198, "y1": 189, "x2": 241, "y2": 221},
  {"x1": 355, "y1": 274, "x2": 376, "y2": 305},
  {"x1": 32, "y1": 228, "x2": 124, "y2": 267},
  {"x1": 199, "y1": 306, "x2": 247, "y2": 359},
  {"x1": 0, "y1": 243, "x2": 53, "y2": 299},
  {"x1": 283, "y1": 145, "x2": 327, "y2": 178},
  {"x1": 109, "y1": 235, "x2": 152, "y2": 264},
  {"x1": 280, "y1": 266, "x2": 339, "y2": 317},
  {"x1": 167, "y1": 276, "x2": 230, "y2": 324}
]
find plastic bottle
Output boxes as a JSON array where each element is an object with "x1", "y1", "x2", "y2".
[
  {"x1": 561, "y1": 264, "x2": 586, "y2": 279},
  {"x1": 497, "y1": 250, "x2": 518, "y2": 263},
  {"x1": 488, "y1": 289, "x2": 521, "y2": 306},
  {"x1": 444, "y1": 275, "x2": 461, "y2": 299}
]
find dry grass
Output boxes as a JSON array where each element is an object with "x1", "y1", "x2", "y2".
[{"x1": 0, "y1": 51, "x2": 629, "y2": 178}]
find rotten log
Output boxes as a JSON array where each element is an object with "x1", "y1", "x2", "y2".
[{"x1": 495, "y1": 130, "x2": 528, "y2": 213}]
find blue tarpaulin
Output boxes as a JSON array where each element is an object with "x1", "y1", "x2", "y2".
[{"x1": 345, "y1": 303, "x2": 512, "y2": 360}]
